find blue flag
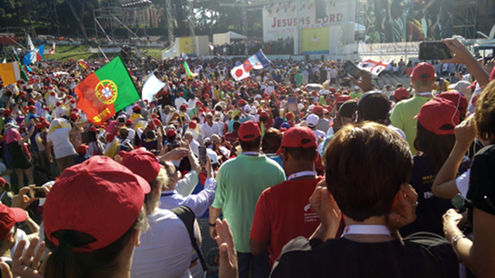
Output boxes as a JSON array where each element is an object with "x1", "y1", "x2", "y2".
[{"x1": 23, "y1": 45, "x2": 44, "y2": 66}]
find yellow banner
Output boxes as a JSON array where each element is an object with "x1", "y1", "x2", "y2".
[
  {"x1": 178, "y1": 37, "x2": 195, "y2": 55},
  {"x1": 301, "y1": 27, "x2": 330, "y2": 53}
]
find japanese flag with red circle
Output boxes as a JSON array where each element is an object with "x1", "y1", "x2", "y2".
[{"x1": 230, "y1": 64, "x2": 250, "y2": 81}]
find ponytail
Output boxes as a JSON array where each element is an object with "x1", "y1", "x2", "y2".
[{"x1": 44, "y1": 208, "x2": 148, "y2": 278}]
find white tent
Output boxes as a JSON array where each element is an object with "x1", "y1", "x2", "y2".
[{"x1": 213, "y1": 31, "x2": 248, "y2": 45}]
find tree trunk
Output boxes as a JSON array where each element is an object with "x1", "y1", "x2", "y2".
[{"x1": 66, "y1": 0, "x2": 89, "y2": 41}]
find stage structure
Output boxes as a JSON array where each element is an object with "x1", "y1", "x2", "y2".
[
  {"x1": 94, "y1": 0, "x2": 166, "y2": 43},
  {"x1": 261, "y1": 0, "x2": 358, "y2": 56}
]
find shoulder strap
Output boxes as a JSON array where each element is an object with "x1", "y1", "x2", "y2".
[{"x1": 171, "y1": 206, "x2": 208, "y2": 272}]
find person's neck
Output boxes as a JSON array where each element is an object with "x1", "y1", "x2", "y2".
[
  {"x1": 413, "y1": 88, "x2": 432, "y2": 95},
  {"x1": 285, "y1": 162, "x2": 315, "y2": 180},
  {"x1": 343, "y1": 215, "x2": 394, "y2": 243}
]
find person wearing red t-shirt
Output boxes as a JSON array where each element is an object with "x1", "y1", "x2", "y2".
[{"x1": 250, "y1": 126, "x2": 321, "y2": 266}]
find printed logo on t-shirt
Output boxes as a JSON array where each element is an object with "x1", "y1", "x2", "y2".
[{"x1": 303, "y1": 203, "x2": 319, "y2": 223}]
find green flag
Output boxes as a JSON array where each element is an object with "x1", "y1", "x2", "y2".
[
  {"x1": 74, "y1": 57, "x2": 139, "y2": 125},
  {"x1": 12, "y1": 48, "x2": 29, "y2": 82},
  {"x1": 184, "y1": 61, "x2": 197, "y2": 79}
]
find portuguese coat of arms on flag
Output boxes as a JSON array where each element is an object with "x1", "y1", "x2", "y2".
[{"x1": 75, "y1": 57, "x2": 139, "y2": 125}]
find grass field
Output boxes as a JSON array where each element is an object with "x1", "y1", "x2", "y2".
[{"x1": 49, "y1": 45, "x2": 164, "y2": 61}]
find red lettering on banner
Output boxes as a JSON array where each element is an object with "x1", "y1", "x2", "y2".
[
  {"x1": 271, "y1": 17, "x2": 276, "y2": 28},
  {"x1": 277, "y1": 19, "x2": 281, "y2": 27},
  {"x1": 329, "y1": 14, "x2": 335, "y2": 23},
  {"x1": 337, "y1": 13, "x2": 343, "y2": 22}
]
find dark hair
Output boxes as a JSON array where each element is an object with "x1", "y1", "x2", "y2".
[
  {"x1": 239, "y1": 137, "x2": 261, "y2": 152},
  {"x1": 233, "y1": 121, "x2": 241, "y2": 130},
  {"x1": 88, "y1": 131, "x2": 97, "y2": 142},
  {"x1": 475, "y1": 80, "x2": 495, "y2": 143},
  {"x1": 358, "y1": 93, "x2": 391, "y2": 124},
  {"x1": 284, "y1": 146, "x2": 317, "y2": 162},
  {"x1": 44, "y1": 209, "x2": 147, "y2": 278},
  {"x1": 323, "y1": 122, "x2": 412, "y2": 221},
  {"x1": 414, "y1": 122, "x2": 455, "y2": 173},
  {"x1": 262, "y1": 128, "x2": 282, "y2": 154}
]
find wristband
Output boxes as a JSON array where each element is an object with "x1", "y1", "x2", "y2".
[
  {"x1": 451, "y1": 233, "x2": 466, "y2": 246},
  {"x1": 208, "y1": 222, "x2": 216, "y2": 227}
]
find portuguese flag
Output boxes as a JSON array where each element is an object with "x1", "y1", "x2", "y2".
[{"x1": 75, "y1": 57, "x2": 139, "y2": 125}]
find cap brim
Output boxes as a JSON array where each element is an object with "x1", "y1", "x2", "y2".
[
  {"x1": 9, "y1": 207, "x2": 27, "y2": 223},
  {"x1": 134, "y1": 174, "x2": 151, "y2": 194}
]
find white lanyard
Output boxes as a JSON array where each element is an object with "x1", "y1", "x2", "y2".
[
  {"x1": 288, "y1": 171, "x2": 317, "y2": 181},
  {"x1": 417, "y1": 92, "x2": 432, "y2": 97},
  {"x1": 342, "y1": 225, "x2": 391, "y2": 237},
  {"x1": 243, "y1": 152, "x2": 259, "y2": 156}
]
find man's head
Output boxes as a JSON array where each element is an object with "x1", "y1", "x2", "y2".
[
  {"x1": 306, "y1": 114, "x2": 319, "y2": 129},
  {"x1": 278, "y1": 126, "x2": 317, "y2": 164},
  {"x1": 410, "y1": 62, "x2": 435, "y2": 92},
  {"x1": 357, "y1": 92, "x2": 391, "y2": 124},
  {"x1": 238, "y1": 121, "x2": 261, "y2": 152},
  {"x1": 323, "y1": 122, "x2": 412, "y2": 221},
  {"x1": 334, "y1": 100, "x2": 357, "y2": 132},
  {"x1": 262, "y1": 128, "x2": 282, "y2": 154},
  {"x1": 119, "y1": 148, "x2": 167, "y2": 215}
]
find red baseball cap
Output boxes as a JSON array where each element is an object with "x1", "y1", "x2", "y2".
[
  {"x1": 277, "y1": 126, "x2": 317, "y2": 154},
  {"x1": 437, "y1": 91, "x2": 467, "y2": 116},
  {"x1": 393, "y1": 88, "x2": 410, "y2": 101},
  {"x1": 238, "y1": 121, "x2": 261, "y2": 142},
  {"x1": 0, "y1": 178, "x2": 6, "y2": 187},
  {"x1": 415, "y1": 98, "x2": 460, "y2": 135},
  {"x1": 490, "y1": 66, "x2": 495, "y2": 82},
  {"x1": 188, "y1": 121, "x2": 197, "y2": 129},
  {"x1": 120, "y1": 148, "x2": 161, "y2": 183},
  {"x1": 411, "y1": 62, "x2": 435, "y2": 80},
  {"x1": 313, "y1": 105, "x2": 324, "y2": 116},
  {"x1": 76, "y1": 144, "x2": 88, "y2": 154},
  {"x1": 0, "y1": 204, "x2": 27, "y2": 241},
  {"x1": 44, "y1": 156, "x2": 150, "y2": 252},
  {"x1": 167, "y1": 129, "x2": 177, "y2": 137}
]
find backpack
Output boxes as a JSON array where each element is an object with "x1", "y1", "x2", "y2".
[{"x1": 171, "y1": 206, "x2": 208, "y2": 272}]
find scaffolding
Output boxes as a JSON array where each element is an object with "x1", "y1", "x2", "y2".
[
  {"x1": 452, "y1": 0, "x2": 478, "y2": 39},
  {"x1": 93, "y1": 4, "x2": 153, "y2": 42}
]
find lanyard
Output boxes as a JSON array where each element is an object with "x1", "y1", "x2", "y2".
[
  {"x1": 243, "y1": 152, "x2": 259, "y2": 156},
  {"x1": 287, "y1": 171, "x2": 317, "y2": 181},
  {"x1": 342, "y1": 225, "x2": 391, "y2": 237},
  {"x1": 161, "y1": 191, "x2": 175, "y2": 197},
  {"x1": 417, "y1": 92, "x2": 433, "y2": 97}
]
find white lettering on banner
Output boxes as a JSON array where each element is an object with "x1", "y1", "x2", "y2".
[{"x1": 262, "y1": 0, "x2": 356, "y2": 42}]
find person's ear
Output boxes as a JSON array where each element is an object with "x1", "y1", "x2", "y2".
[{"x1": 132, "y1": 230, "x2": 141, "y2": 247}]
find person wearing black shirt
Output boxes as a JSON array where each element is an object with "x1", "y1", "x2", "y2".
[
  {"x1": 271, "y1": 122, "x2": 459, "y2": 278},
  {"x1": 443, "y1": 80, "x2": 495, "y2": 277}
]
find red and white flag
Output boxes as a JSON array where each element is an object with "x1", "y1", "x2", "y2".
[
  {"x1": 230, "y1": 64, "x2": 250, "y2": 81},
  {"x1": 48, "y1": 42, "x2": 56, "y2": 55},
  {"x1": 358, "y1": 59, "x2": 392, "y2": 76}
]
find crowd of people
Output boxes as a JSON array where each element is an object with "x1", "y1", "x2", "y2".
[
  {"x1": 0, "y1": 37, "x2": 493, "y2": 278},
  {"x1": 212, "y1": 38, "x2": 295, "y2": 56}
]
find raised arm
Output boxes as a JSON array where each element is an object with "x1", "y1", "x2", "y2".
[{"x1": 432, "y1": 116, "x2": 476, "y2": 199}]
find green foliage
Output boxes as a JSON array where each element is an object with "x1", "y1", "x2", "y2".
[{"x1": 0, "y1": 0, "x2": 263, "y2": 41}]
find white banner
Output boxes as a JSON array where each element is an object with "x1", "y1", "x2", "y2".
[{"x1": 262, "y1": 0, "x2": 356, "y2": 42}]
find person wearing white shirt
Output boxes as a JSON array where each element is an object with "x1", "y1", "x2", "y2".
[
  {"x1": 200, "y1": 113, "x2": 219, "y2": 139},
  {"x1": 160, "y1": 158, "x2": 216, "y2": 218},
  {"x1": 174, "y1": 94, "x2": 187, "y2": 110}
]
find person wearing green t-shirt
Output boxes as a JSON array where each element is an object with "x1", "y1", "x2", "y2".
[
  {"x1": 391, "y1": 63, "x2": 435, "y2": 154},
  {"x1": 209, "y1": 121, "x2": 285, "y2": 278}
]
